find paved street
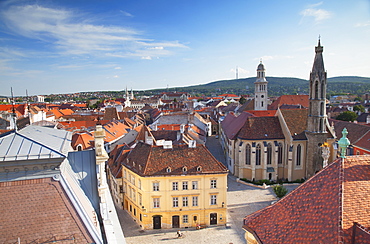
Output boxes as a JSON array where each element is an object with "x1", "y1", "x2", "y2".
[{"x1": 118, "y1": 136, "x2": 298, "y2": 244}]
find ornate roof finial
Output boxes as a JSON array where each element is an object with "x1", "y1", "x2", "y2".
[
  {"x1": 260, "y1": 58, "x2": 262, "y2": 64},
  {"x1": 338, "y1": 128, "x2": 350, "y2": 158},
  {"x1": 318, "y1": 35, "x2": 321, "y2": 46}
]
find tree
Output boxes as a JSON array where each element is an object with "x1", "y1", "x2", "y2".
[
  {"x1": 273, "y1": 184, "x2": 288, "y2": 198},
  {"x1": 353, "y1": 105, "x2": 365, "y2": 113},
  {"x1": 336, "y1": 111, "x2": 358, "y2": 122},
  {"x1": 239, "y1": 96, "x2": 247, "y2": 105}
]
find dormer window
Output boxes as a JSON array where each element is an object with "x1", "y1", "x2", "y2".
[
  {"x1": 197, "y1": 166, "x2": 202, "y2": 172},
  {"x1": 182, "y1": 166, "x2": 187, "y2": 172},
  {"x1": 166, "y1": 167, "x2": 171, "y2": 173},
  {"x1": 133, "y1": 161, "x2": 135, "y2": 167}
]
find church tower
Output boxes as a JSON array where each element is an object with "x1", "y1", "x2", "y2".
[
  {"x1": 254, "y1": 61, "x2": 268, "y2": 110},
  {"x1": 305, "y1": 39, "x2": 328, "y2": 177}
]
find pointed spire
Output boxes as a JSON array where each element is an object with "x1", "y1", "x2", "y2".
[{"x1": 312, "y1": 37, "x2": 325, "y2": 73}]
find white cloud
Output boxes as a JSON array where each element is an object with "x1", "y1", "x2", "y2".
[
  {"x1": 355, "y1": 21, "x2": 370, "y2": 27},
  {"x1": 114, "y1": 67, "x2": 122, "y2": 69},
  {"x1": 300, "y1": 3, "x2": 332, "y2": 23},
  {"x1": 113, "y1": 75, "x2": 119, "y2": 78},
  {"x1": 141, "y1": 56, "x2": 152, "y2": 60},
  {"x1": 0, "y1": 3, "x2": 187, "y2": 58},
  {"x1": 120, "y1": 10, "x2": 133, "y2": 17}
]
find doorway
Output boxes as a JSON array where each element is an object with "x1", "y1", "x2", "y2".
[
  {"x1": 153, "y1": 216, "x2": 161, "y2": 229},
  {"x1": 172, "y1": 215, "x2": 180, "y2": 228},
  {"x1": 210, "y1": 213, "x2": 217, "y2": 225}
]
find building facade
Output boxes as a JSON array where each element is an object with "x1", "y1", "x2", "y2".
[{"x1": 121, "y1": 142, "x2": 228, "y2": 229}]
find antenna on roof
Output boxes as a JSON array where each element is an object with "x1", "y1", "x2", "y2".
[
  {"x1": 10, "y1": 87, "x2": 17, "y2": 131},
  {"x1": 236, "y1": 66, "x2": 239, "y2": 80},
  {"x1": 26, "y1": 89, "x2": 30, "y2": 111}
]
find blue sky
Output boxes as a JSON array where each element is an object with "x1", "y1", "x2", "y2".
[{"x1": 0, "y1": 0, "x2": 369, "y2": 96}]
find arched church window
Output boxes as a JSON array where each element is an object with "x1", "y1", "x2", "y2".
[
  {"x1": 319, "y1": 119, "x2": 324, "y2": 132},
  {"x1": 246, "y1": 144, "x2": 251, "y2": 165},
  {"x1": 296, "y1": 144, "x2": 302, "y2": 166},
  {"x1": 320, "y1": 102, "x2": 324, "y2": 116},
  {"x1": 261, "y1": 101, "x2": 264, "y2": 107},
  {"x1": 315, "y1": 81, "x2": 319, "y2": 99},
  {"x1": 267, "y1": 143, "x2": 272, "y2": 165},
  {"x1": 256, "y1": 144, "x2": 261, "y2": 165},
  {"x1": 278, "y1": 143, "x2": 283, "y2": 164},
  {"x1": 321, "y1": 81, "x2": 325, "y2": 99}
]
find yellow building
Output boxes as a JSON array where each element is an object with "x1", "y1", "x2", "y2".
[{"x1": 121, "y1": 142, "x2": 228, "y2": 229}]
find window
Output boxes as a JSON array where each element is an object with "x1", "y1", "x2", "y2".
[
  {"x1": 267, "y1": 143, "x2": 272, "y2": 165},
  {"x1": 131, "y1": 175, "x2": 135, "y2": 186},
  {"x1": 119, "y1": 186, "x2": 123, "y2": 193},
  {"x1": 172, "y1": 182, "x2": 178, "y2": 191},
  {"x1": 138, "y1": 193, "x2": 142, "y2": 206},
  {"x1": 138, "y1": 179, "x2": 141, "y2": 189},
  {"x1": 182, "y1": 181, "x2": 188, "y2": 190},
  {"x1": 210, "y1": 179, "x2": 217, "y2": 189},
  {"x1": 256, "y1": 144, "x2": 261, "y2": 165},
  {"x1": 183, "y1": 197, "x2": 188, "y2": 207},
  {"x1": 132, "y1": 189, "x2": 136, "y2": 202},
  {"x1": 192, "y1": 181, "x2": 198, "y2": 190},
  {"x1": 246, "y1": 144, "x2": 251, "y2": 165},
  {"x1": 210, "y1": 195, "x2": 217, "y2": 205},
  {"x1": 153, "y1": 198, "x2": 160, "y2": 208},
  {"x1": 278, "y1": 143, "x2": 283, "y2": 164},
  {"x1": 192, "y1": 196, "x2": 198, "y2": 206},
  {"x1": 124, "y1": 170, "x2": 127, "y2": 179},
  {"x1": 153, "y1": 182, "x2": 159, "y2": 191},
  {"x1": 173, "y1": 197, "x2": 179, "y2": 207},
  {"x1": 183, "y1": 215, "x2": 188, "y2": 223},
  {"x1": 315, "y1": 81, "x2": 319, "y2": 99},
  {"x1": 296, "y1": 144, "x2": 302, "y2": 166}
]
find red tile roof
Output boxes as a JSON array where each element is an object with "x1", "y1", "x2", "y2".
[
  {"x1": 243, "y1": 155, "x2": 370, "y2": 243},
  {"x1": 221, "y1": 112, "x2": 254, "y2": 140},
  {"x1": 245, "y1": 110, "x2": 276, "y2": 117},
  {"x1": 280, "y1": 109, "x2": 308, "y2": 140},
  {"x1": 238, "y1": 116, "x2": 285, "y2": 140},
  {"x1": 124, "y1": 142, "x2": 228, "y2": 176},
  {"x1": 269, "y1": 95, "x2": 309, "y2": 110},
  {"x1": 0, "y1": 178, "x2": 94, "y2": 243}
]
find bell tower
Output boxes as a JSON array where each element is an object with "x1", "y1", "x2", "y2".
[
  {"x1": 254, "y1": 61, "x2": 268, "y2": 110},
  {"x1": 305, "y1": 39, "x2": 328, "y2": 177}
]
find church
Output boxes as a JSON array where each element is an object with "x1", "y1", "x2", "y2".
[{"x1": 220, "y1": 40, "x2": 337, "y2": 181}]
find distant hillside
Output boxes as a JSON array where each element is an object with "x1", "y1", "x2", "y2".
[{"x1": 145, "y1": 76, "x2": 370, "y2": 97}]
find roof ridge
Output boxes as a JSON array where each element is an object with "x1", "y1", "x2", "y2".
[{"x1": 338, "y1": 157, "x2": 345, "y2": 243}]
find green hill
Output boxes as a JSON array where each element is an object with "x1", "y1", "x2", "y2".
[{"x1": 144, "y1": 76, "x2": 370, "y2": 97}]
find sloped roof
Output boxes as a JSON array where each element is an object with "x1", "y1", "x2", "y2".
[
  {"x1": 107, "y1": 144, "x2": 129, "y2": 178},
  {"x1": 269, "y1": 95, "x2": 309, "y2": 110},
  {"x1": 243, "y1": 155, "x2": 370, "y2": 243},
  {"x1": 124, "y1": 142, "x2": 228, "y2": 177},
  {"x1": 221, "y1": 112, "x2": 254, "y2": 140},
  {"x1": 103, "y1": 107, "x2": 120, "y2": 121},
  {"x1": 238, "y1": 116, "x2": 284, "y2": 140},
  {"x1": 0, "y1": 177, "x2": 94, "y2": 243},
  {"x1": 356, "y1": 113, "x2": 370, "y2": 123},
  {"x1": 329, "y1": 119, "x2": 370, "y2": 145},
  {"x1": 246, "y1": 110, "x2": 276, "y2": 117},
  {"x1": 0, "y1": 125, "x2": 72, "y2": 161},
  {"x1": 151, "y1": 130, "x2": 178, "y2": 141},
  {"x1": 280, "y1": 109, "x2": 308, "y2": 140}
]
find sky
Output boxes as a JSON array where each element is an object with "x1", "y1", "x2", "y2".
[{"x1": 0, "y1": 0, "x2": 369, "y2": 96}]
